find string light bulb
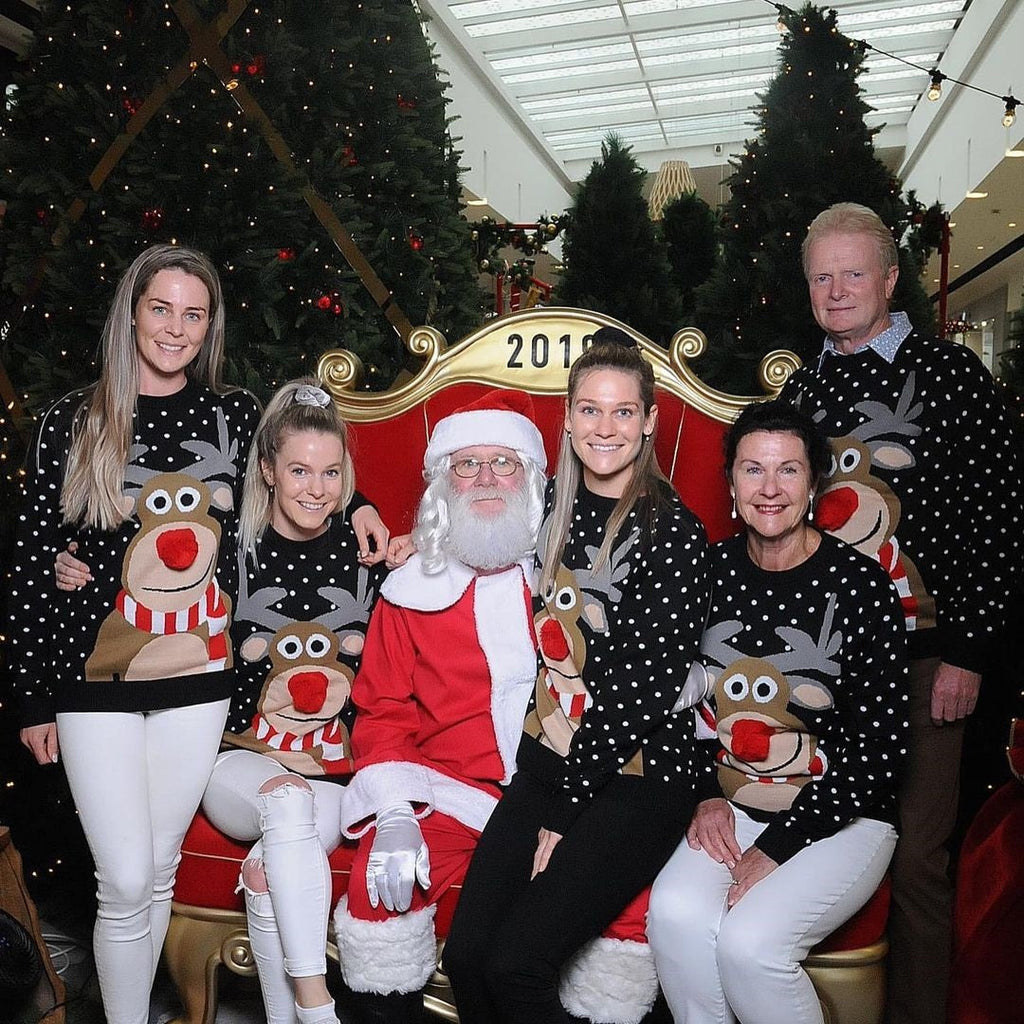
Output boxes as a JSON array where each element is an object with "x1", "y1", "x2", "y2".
[
  {"x1": 1003, "y1": 96, "x2": 1018, "y2": 128},
  {"x1": 927, "y1": 70, "x2": 944, "y2": 102}
]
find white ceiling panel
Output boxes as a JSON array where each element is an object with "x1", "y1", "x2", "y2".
[{"x1": 424, "y1": 0, "x2": 968, "y2": 170}]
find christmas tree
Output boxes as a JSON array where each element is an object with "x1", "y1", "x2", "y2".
[
  {"x1": 693, "y1": 2, "x2": 939, "y2": 392},
  {"x1": 554, "y1": 135, "x2": 682, "y2": 345},
  {"x1": 0, "y1": 0, "x2": 483, "y2": 412},
  {"x1": 660, "y1": 190, "x2": 717, "y2": 325},
  {"x1": 0, "y1": 0, "x2": 484, "y2": 895}
]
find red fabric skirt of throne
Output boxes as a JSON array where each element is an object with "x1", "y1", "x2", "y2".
[{"x1": 168, "y1": 810, "x2": 891, "y2": 1024}]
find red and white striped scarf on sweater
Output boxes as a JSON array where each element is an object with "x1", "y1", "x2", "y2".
[
  {"x1": 116, "y1": 579, "x2": 229, "y2": 671},
  {"x1": 548, "y1": 680, "x2": 592, "y2": 720},
  {"x1": 251, "y1": 714, "x2": 351, "y2": 775},
  {"x1": 877, "y1": 537, "x2": 918, "y2": 630}
]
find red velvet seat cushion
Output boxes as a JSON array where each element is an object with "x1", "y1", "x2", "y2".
[
  {"x1": 176, "y1": 812, "x2": 887, "y2": 951},
  {"x1": 174, "y1": 811, "x2": 461, "y2": 927},
  {"x1": 811, "y1": 874, "x2": 890, "y2": 953}
]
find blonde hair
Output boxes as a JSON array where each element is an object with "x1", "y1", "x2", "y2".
[
  {"x1": 238, "y1": 378, "x2": 355, "y2": 562},
  {"x1": 539, "y1": 334, "x2": 670, "y2": 596},
  {"x1": 60, "y1": 245, "x2": 228, "y2": 530},
  {"x1": 802, "y1": 202, "x2": 898, "y2": 278}
]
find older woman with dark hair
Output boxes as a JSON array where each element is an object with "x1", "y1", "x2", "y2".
[{"x1": 647, "y1": 400, "x2": 909, "y2": 1024}]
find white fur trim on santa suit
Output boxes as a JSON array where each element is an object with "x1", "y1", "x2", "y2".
[
  {"x1": 333, "y1": 895, "x2": 437, "y2": 994},
  {"x1": 341, "y1": 760, "x2": 500, "y2": 838},
  {"x1": 380, "y1": 552, "x2": 535, "y2": 612},
  {"x1": 559, "y1": 936, "x2": 659, "y2": 1024},
  {"x1": 423, "y1": 408, "x2": 546, "y2": 473},
  {"x1": 472, "y1": 565, "x2": 538, "y2": 783},
  {"x1": 341, "y1": 760, "x2": 436, "y2": 837}
]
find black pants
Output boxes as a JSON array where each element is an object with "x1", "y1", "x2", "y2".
[{"x1": 443, "y1": 768, "x2": 692, "y2": 1024}]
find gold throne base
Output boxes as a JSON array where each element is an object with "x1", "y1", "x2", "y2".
[{"x1": 164, "y1": 902, "x2": 885, "y2": 1024}]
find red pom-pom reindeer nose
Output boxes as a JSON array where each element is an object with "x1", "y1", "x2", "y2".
[
  {"x1": 288, "y1": 672, "x2": 329, "y2": 714},
  {"x1": 730, "y1": 719, "x2": 775, "y2": 762},
  {"x1": 156, "y1": 528, "x2": 199, "y2": 570},
  {"x1": 814, "y1": 487, "x2": 858, "y2": 532},
  {"x1": 539, "y1": 617, "x2": 571, "y2": 662}
]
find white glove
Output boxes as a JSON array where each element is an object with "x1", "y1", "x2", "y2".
[{"x1": 366, "y1": 802, "x2": 431, "y2": 912}]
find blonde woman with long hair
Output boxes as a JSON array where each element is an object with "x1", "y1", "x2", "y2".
[
  {"x1": 11, "y1": 244, "x2": 260, "y2": 1024},
  {"x1": 445, "y1": 329, "x2": 712, "y2": 1024},
  {"x1": 201, "y1": 377, "x2": 387, "y2": 1024}
]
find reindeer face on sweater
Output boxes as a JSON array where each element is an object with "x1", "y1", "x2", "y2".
[
  {"x1": 702, "y1": 600, "x2": 841, "y2": 813},
  {"x1": 122, "y1": 472, "x2": 228, "y2": 612},
  {"x1": 525, "y1": 531, "x2": 644, "y2": 776},
  {"x1": 814, "y1": 436, "x2": 901, "y2": 557},
  {"x1": 714, "y1": 655, "x2": 832, "y2": 811},
  {"x1": 240, "y1": 622, "x2": 355, "y2": 737},
  {"x1": 803, "y1": 376, "x2": 934, "y2": 632}
]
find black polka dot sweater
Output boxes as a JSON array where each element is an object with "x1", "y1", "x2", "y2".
[
  {"x1": 780, "y1": 330, "x2": 1022, "y2": 674},
  {"x1": 225, "y1": 509, "x2": 383, "y2": 778},
  {"x1": 7, "y1": 382, "x2": 259, "y2": 726},
  {"x1": 697, "y1": 532, "x2": 910, "y2": 866},
  {"x1": 521, "y1": 480, "x2": 712, "y2": 835}
]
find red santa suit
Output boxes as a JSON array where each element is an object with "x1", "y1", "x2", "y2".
[{"x1": 333, "y1": 551, "x2": 537, "y2": 995}]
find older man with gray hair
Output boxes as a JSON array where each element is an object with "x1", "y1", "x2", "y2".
[
  {"x1": 332, "y1": 389, "x2": 547, "y2": 1024},
  {"x1": 780, "y1": 201, "x2": 1022, "y2": 1024}
]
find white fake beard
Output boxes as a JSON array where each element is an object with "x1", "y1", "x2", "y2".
[{"x1": 445, "y1": 481, "x2": 536, "y2": 572}]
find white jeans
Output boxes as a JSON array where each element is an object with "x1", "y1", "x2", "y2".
[
  {"x1": 647, "y1": 808, "x2": 897, "y2": 1024},
  {"x1": 201, "y1": 749, "x2": 346, "y2": 1024},
  {"x1": 57, "y1": 700, "x2": 229, "y2": 1024}
]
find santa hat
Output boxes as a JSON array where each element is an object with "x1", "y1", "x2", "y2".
[{"x1": 423, "y1": 389, "x2": 546, "y2": 473}]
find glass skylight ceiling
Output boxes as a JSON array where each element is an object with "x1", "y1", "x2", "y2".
[{"x1": 428, "y1": 0, "x2": 968, "y2": 164}]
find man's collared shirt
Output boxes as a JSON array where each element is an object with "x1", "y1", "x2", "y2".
[{"x1": 818, "y1": 310, "x2": 913, "y2": 369}]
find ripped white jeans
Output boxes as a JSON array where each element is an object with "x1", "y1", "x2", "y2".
[{"x1": 201, "y1": 749, "x2": 345, "y2": 1023}]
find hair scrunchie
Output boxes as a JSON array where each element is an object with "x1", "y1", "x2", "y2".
[{"x1": 293, "y1": 383, "x2": 331, "y2": 407}]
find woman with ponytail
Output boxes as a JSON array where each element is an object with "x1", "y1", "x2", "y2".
[
  {"x1": 200, "y1": 377, "x2": 387, "y2": 1024},
  {"x1": 444, "y1": 328, "x2": 712, "y2": 1024}
]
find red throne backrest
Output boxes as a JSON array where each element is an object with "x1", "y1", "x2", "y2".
[{"x1": 321, "y1": 308, "x2": 796, "y2": 541}]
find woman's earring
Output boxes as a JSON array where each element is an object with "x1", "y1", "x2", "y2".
[
  {"x1": 730, "y1": 496, "x2": 737, "y2": 520},
  {"x1": 807, "y1": 492, "x2": 815, "y2": 521}
]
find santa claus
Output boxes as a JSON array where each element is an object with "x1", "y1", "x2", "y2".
[{"x1": 333, "y1": 390, "x2": 547, "y2": 1023}]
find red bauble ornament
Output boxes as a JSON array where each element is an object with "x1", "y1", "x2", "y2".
[
  {"x1": 36, "y1": 208, "x2": 48, "y2": 223},
  {"x1": 408, "y1": 231, "x2": 424, "y2": 252},
  {"x1": 396, "y1": 94, "x2": 417, "y2": 110},
  {"x1": 340, "y1": 144, "x2": 358, "y2": 167},
  {"x1": 141, "y1": 207, "x2": 164, "y2": 232},
  {"x1": 317, "y1": 290, "x2": 344, "y2": 315},
  {"x1": 231, "y1": 62, "x2": 242, "y2": 75},
  {"x1": 122, "y1": 96, "x2": 141, "y2": 117},
  {"x1": 277, "y1": 247, "x2": 296, "y2": 261},
  {"x1": 247, "y1": 55, "x2": 265, "y2": 76}
]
